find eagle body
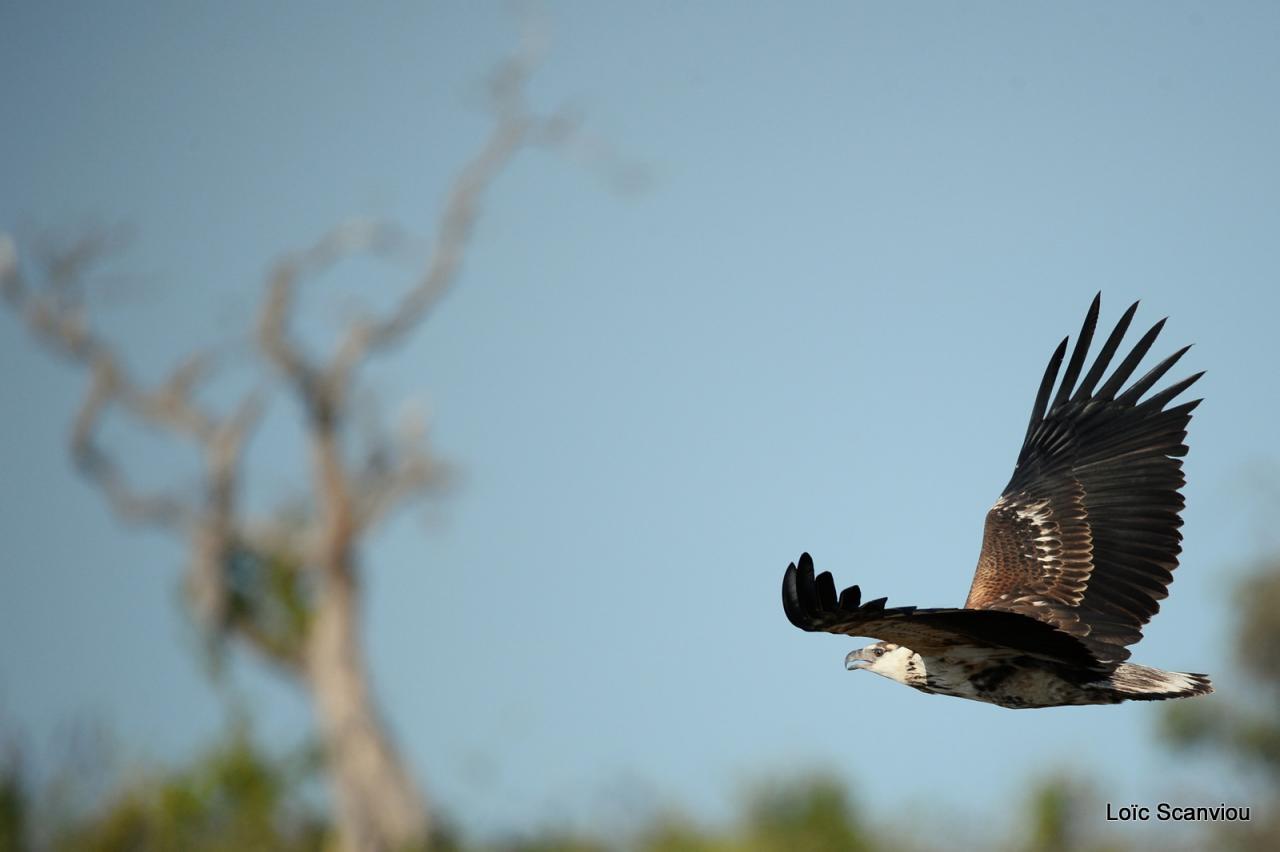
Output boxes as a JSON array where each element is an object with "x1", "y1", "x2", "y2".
[
  {"x1": 783, "y1": 295, "x2": 1213, "y2": 708},
  {"x1": 857, "y1": 645, "x2": 1210, "y2": 709}
]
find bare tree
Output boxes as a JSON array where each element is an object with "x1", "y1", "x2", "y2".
[{"x1": 1, "y1": 32, "x2": 633, "y2": 852}]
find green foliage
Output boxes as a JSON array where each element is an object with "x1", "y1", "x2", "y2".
[
  {"x1": 506, "y1": 774, "x2": 873, "y2": 852},
  {"x1": 1017, "y1": 775, "x2": 1135, "y2": 852},
  {"x1": 222, "y1": 538, "x2": 315, "y2": 665},
  {"x1": 39, "y1": 724, "x2": 326, "y2": 852},
  {"x1": 9, "y1": 557, "x2": 1280, "y2": 851},
  {"x1": 1233, "y1": 562, "x2": 1280, "y2": 685},
  {"x1": 501, "y1": 834, "x2": 610, "y2": 852},
  {"x1": 734, "y1": 774, "x2": 870, "y2": 852},
  {"x1": 1025, "y1": 776, "x2": 1077, "y2": 852},
  {"x1": 1160, "y1": 561, "x2": 1280, "y2": 779},
  {"x1": 1, "y1": 724, "x2": 882, "y2": 852},
  {"x1": 1, "y1": 751, "x2": 28, "y2": 852},
  {"x1": 1157, "y1": 559, "x2": 1280, "y2": 849}
]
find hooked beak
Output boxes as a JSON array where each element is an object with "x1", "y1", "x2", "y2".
[{"x1": 845, "y1": 649, "x2": 871, "y2": 671}]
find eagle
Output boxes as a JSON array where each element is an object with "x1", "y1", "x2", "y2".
[{"x1": 782, "y1": 295, "x2": 1213, "y2": 708}]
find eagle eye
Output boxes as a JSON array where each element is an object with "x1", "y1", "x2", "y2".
[{"x1": 874, "y1": 647, "x2": 885, "y2": 657}]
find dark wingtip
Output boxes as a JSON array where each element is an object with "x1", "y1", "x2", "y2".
[
  {"x1": 1095, "y1": 313, "x2": 1171, "y2": 401},
  {"x1": 784, "y1": 553, "x2": 824, "y2": 629},
  {"x1": 1137, "y1": 369, "x2": 1205, "y2": 412},
  {"x1": 815, "y1": 571, "x2": 838, "y2": 611},
  {"x1": 1053, "y1": 294, "x2": 1102, "y2": 408},
  {"x1": 1023, "y1": 335, "x2": 1070, "y2": 447},
  {"x1": 1117, "y1": 345, "x2": 1196, "y2": 405},
  {"x1": 782, "y1": 561, "x2": 806, "y2": 629},
  {"x1": 1073, "y1": 300, "x2": 1140, "y2": 401},
  {"x1": 838, "y1": 585, "x2": 862, "y2": 610}
]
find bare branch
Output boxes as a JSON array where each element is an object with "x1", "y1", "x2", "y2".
[
  {"x1": 344, "y1": 394, "x2": 449, "y2": 534},
  {"x1": 186, "y1": 387, "x2": 268, "y2": 624},
  {"x1": 246, "y1": 21, "x2": 642, "y2": 582},
  {"x1": 353, "y1": 455, "x2": 448, "y2": 534},
  {"x1": 249, "y1": 72, "x2": 545, "y2": 580},
  {"x1": 0, "y1": 234, "x2": 20, "y2": 305},
  {"x1": 258, "y1": 259, "x2": 313, "y2": 387},
  {"x1": 319, "y1": 26, "x2": 632, "y2": 407},
  {"x1": 68, "y1": 355, "x2": 193, "y2": 528},
  {"x1": 8, "y1": 237, "x2": 220, "y2": 435},
  {"x1": 3, "y1": 233, "x2": 264, "y2": 541},
  {"x1": 353, "y1": 448, "x2": 450, "y2": 536},
  {"x1": 257, "y1": 221, "x2": 408, "y2": 412},
  {"x1": 325, "y1": 95, "x2": 529, "y2": 393}
]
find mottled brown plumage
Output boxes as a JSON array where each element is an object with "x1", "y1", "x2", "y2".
[{"x1": 961, "y1": 294, "x2": 1200, "y2": 662}]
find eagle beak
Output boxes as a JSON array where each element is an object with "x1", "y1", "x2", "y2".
[{"x1": 845, "y1": 650, "x2": 871, "y2": 671}]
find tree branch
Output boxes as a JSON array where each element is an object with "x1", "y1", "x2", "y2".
[
  {"x1": 352, "y1": 406, "x2": 450, "y2": 535},
  {"x1": 4, "y1": 238, "x2": 231, "y2": 529}
]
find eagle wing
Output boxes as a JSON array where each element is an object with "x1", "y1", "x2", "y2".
[
  {"x1": 783, "y1": 553, "x2": 1100, "y2": 668},
  {"x1": 963, "y1": 295, "x2": 1202, "y2": 662}
]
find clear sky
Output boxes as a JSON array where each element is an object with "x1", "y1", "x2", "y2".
[{"x1": 3, "y1": 1, "x2": 1279, "y2": 841}]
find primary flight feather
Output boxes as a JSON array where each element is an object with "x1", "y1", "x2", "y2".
[{"x1": 782, "y1": 295, "x2": 1212, "y2": 708}]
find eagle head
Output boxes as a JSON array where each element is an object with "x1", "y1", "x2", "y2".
[{"x1": 845, "y1": 642, "x2": 920, "y2": 684}]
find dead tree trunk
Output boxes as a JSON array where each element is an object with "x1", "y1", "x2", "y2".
[
  {"x1": 308, "y1": 564, "x2": 427, "y2": 850},
  {"x1": 0, "y1": 28, "x2": 635, "y2": 852}
]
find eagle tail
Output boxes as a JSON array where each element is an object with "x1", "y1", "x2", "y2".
[{"x1": 1106, "y1": 663, "x2": 1214, "y2": 701}]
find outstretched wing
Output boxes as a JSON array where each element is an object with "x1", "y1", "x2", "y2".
[
  {"x1": 783, "y1": 554, "x2": 1100, "y2": 668},
  {"x1": 963, "y1": 294, "x2": 1203, "y2": 662}
]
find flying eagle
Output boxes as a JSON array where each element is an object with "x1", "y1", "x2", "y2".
[{"x1": 782, "y1": 295, "x2": 1212, "y2": 708}]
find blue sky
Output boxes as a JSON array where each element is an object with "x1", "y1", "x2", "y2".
[{"x1": 3, "y1": 1, "x2": 1279, "y2": 841}]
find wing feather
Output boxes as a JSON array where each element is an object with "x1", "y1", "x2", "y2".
[
  {"x1": 1117, "y1": 345, "x2": 1192, "y2": 405},
  {"x1": 784, "y1": 555, "x2": 1099, "y2": 668},
  {"x1": 1096, "y1": 318, "x2": 1166, "y2": 400},
  {"x1": 1072, "y1": 300, "x2": 1137, "y2": 401},
  {"x1": 1024, "y1": 337, "x2": 1068, "y2": 447},
  {"x1": 1050, "y1": 293, "x2": 1100, "y2": 409},
  {"x1": 964, "y1": 296, "x2": 1201, "y2": 661}
]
